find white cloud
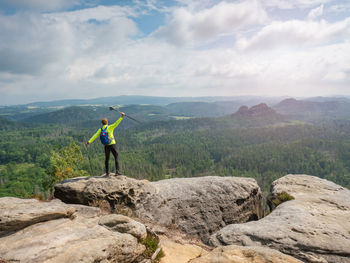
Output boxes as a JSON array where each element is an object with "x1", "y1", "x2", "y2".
[
  {"x1": 153, "y1": 0, "x2": 268, "y2": 46},
  {"x1": 308, "y1": 4, "x2": 324, "y2": 20},
  {"x1": 1, "y1": 37, "x2": 350, "y2": 104},
  {"x1": 0, "y1": 13, "x2": 72, "y2": 75},
  {"x1": 262, "y1": 0, "x2": 332, "y2": 9},
  {"x1": 236, "y1": 18, "x2": 350, "y2": 51},
  {"x1": 49, "y1": 5, "x2": 136, "y2": 23},
  {"x1": 0, "y1": 6, "x2": 138, "y2": 75},
  {"x1": 329, "y1": 2, "x2": 350, "y2": 13},
  {"x1": 0, "y1": 1, "x2": 350, "y2": 104},
  {"x1": 0, "y1": 0, "x2": 81, "y2": 11}
]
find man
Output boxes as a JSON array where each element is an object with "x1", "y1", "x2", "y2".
[{"x1": 85, "y1": 112, "x2": 125, "y2": 176}]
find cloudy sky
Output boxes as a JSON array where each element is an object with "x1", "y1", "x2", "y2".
[{"x1": 0, "y1": 0, "x2": 349, "y2": 104}]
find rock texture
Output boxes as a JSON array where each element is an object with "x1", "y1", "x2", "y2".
[
  {"x1": 99, "y1": 214, "x2": 147, "y2": 241},
  {"x1": 210, "y1": 174, "x2": 350, "y2": 263},
  {"x1": 159, "y1": 237, "x2": 207, "y2": 263},
  {"x1": 0, "y1": 197, "x2": 75, "y2": 236},
  {"x1": 0, "y1": 197, "x2": 146, "y2": 263},
  {"x1": 54, "y1": 175, "x2": 263, "y2": 243},
  {"x1": 189, "y1": 245, "x2": 303, "y2": 263}
]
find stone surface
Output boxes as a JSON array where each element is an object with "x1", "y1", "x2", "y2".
[
  {"x1": 54, "y1": 175, "x2": 263, "y2": 243},
  {"x1": 0, "y1": 197, "x2": 75, "y2": 236},
  {"x1": 159, "y1": 237, "x2": 208, "y2": 263},
  {"x1": 189, "y1": 245, "x2": 303, "y2": 263},
  {"x1": 99, "y1": 214, "x2": 147, "y2": 241},
  {"x1": 210, "y1": 174, "x2": 350, "y2": 263},
  {"x1": 0, "y1": 197, "x2": 146, "y2": 263},
  {"x1": 54, "y1": 175, "x2": 157, "y2": 208}
]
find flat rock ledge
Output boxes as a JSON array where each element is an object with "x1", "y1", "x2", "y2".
[
  {"x1": 0, "y1": 197, "x2": 75, "y2": 237},
  {"x1": 209, "y1": 174, "x2": 350, "y2": 263},
  {"x1": 0, "y1": 197, "x2": 146, "y2": 263},
  {"x1": 189, "y1": 245, "x2": 303, "y2": 263},
  {"x1": 54, "y1": 175, "x2": 263, "y2": 243}
]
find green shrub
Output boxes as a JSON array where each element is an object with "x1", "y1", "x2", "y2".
[
  {"x1": 141, "y1": 234, "x2": 164, "y2": 262},
  {"x1": 43, "y1": 142, "x2": 88, "y2": 193},
  {"x1": 271, "y1": 191, "x2": 295, "y2": 207}
]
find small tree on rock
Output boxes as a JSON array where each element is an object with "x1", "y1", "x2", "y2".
[{"x1": 43, "y1": 142, "x2": 88, "y2": 193}]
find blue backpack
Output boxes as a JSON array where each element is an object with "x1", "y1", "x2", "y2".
[{"x1": 100, "y1": 126, "x2": 112, "y2": 145}]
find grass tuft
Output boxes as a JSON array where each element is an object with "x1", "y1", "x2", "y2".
[
  {"x1": 141, "y1": 234, "x2": 164, "y2": 262},
  {"x1": 271, "y1": 191, "x2": 295, "y2": 207}
]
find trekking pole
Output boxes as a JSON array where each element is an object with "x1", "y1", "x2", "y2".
[
  {"x1": 109, "y1": 106, "x2": 142, "y2": 124},
  {"x1": 83, "y1": 140, "x2": 94, "y2": 176}
]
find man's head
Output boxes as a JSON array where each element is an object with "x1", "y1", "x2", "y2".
[{"x1": 101, "y1": 118, "x2": 108, "y2": 125}]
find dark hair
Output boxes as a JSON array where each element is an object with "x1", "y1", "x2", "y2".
[{"x1": 101, "y1": 118, "x2": 108, "y2": 125}]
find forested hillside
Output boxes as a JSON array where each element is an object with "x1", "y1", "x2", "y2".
[
  {"x1": 1, "y1": 100, "x2": 350, "y2": 199},
  {"x1": 273, "y1": 98, "x2": 350, "y2": 121}
]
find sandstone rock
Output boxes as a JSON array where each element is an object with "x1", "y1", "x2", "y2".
[
  {"x1": 54, "y1": 175, "x2": 157, "y2": 207},
  {"x1": 210, "y1": 174, "x2": 350, "y2": 263},
  {"x1": 0, "y1": 197, "x2": 146, "y2": 263},
  {"x1": 69, "y1": 203, "x2": 101, "y2": 218},
  {"x1": 55, "y1": 175, "x2": 263, "y2": 243},
  {"x1": 0, "y1": 197, "x2": 75, "y2": 236},
  {"x1": 141, "y1": 176, "x2": 263, "y2": 243},
  {"x1": 99, "y1": 214, "x2": 147, "y2": 241},
  {"x1": 159, "y1": 237, "x2": 208, "y2": 263},
  {"x1": 189, "y1": 245, "x2": 303, "y2": 263}
]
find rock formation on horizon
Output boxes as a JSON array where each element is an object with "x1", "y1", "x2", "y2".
[{"x1": 234, "y1": 103, "x2": 280, "y2": 118}]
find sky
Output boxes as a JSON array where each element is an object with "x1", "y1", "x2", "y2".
[{"x1": 0, "y1": 0, "x2": 349, "y2": 105}]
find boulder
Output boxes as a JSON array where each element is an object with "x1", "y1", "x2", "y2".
[
  {"x1": 54, "y1": 175, "x2": 157, "y2": 208},
  {"x1": 0, "y1": 197, "x2": 75, "y2": 236},
  {"x1": 0, "y1": 197, "x2": 146, "y2": 263},
  {"x1": 159, "y1": 237, "x2": 208, "y2": 263},
  {"x1": 54, "y1": 175, "x2": 263, "y2": 243},
  {"x1": 99, "y1": 214, "x2": 147, "y2": 241},
  {"x1": 210, "y1": 174, "x2": 350, "y2": 263},
  {"x1": 189, "y1": 245, "x2": 303, "y2": 263}
]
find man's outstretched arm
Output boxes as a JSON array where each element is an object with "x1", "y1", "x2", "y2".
[
  {"x1": 109, "y1": 113, "x2": 125, "y2": 130},
  {"x1": 85, "y1": 129, "x2": 101, "y2": 146}
]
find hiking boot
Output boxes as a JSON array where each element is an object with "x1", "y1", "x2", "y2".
[{"x1": 115, "y1": 171, "x2": 123, "y2": 176}]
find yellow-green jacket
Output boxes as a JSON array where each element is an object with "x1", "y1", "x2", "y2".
[{"x1": 88, "y1": 117, "x2": 123, "y2": 145}]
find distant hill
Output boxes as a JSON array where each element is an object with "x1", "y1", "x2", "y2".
[
  {"x1": 22, "y1": 106, "x2": 98, "y2": 124},
  {"x1": 18, "y1": 102, "x2": 294, "y2": 130},
  {"x1": 5, "y1": 97, "x2": 350, "y2": 128},
  {"x1": 165, "y1": 101, "x2": 242, "y2": 117},
  {"x1": 273, "y1": 98, "x2": 350, "y2": 121},
  {"x1": 223, "y1": 103, "x2": 288, "y2": 128},
  {"x1": 303, "y1": 96, "x2": 350, "y2": 103},
  {"x1": 21, "y1": 105, "x2": 173, "y2": 127},
  {"x1": 1, "y1": 96, "x2": 277, "y2": 122},
  {"x1": 22, "y1": 95, "x2": 285, "y2": 108},
  {"x1": 25, "y1": 96, "x2": 180, "y2": 107},
  {"x1": 234, "y1": 103, "x2": 280, "y2": 118}
]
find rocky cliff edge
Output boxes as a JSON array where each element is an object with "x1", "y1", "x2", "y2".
[
  {"x1": 54, "y1": 175, "x2": 263, "y2": 244},
  {"x1": 209, "y1": 174, "x2": 350, "y2": 263}
]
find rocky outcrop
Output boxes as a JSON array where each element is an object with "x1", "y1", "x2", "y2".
[
  {"x1": 0, "y1": 197, "x2": 75, "y2": 236},
  {"x1": 234, "y1": 103, "x2": 279, "y2": 117},
  {"x1": 189, "y1": 245, "x2": 303, "y2": 263},
  {"x1": 0, "y1": 197, "x2": 146, "y2": 263},
  {"x1": 99, "y1": 214, "x2": 147, "y2": 241},
  {"x1": 54, "y1": 175, "x2": 263, "y2": 243},
  {"x1": 210, "y1": 174, "x2": 350, "y2": 263},
  {"x1": 159, "y1": 237, "x2": 207, "y2": 263}
]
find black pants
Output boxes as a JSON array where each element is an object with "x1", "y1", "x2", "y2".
[{"x1": 104, "y1": 144, "x2": 119, "y2": 174}]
